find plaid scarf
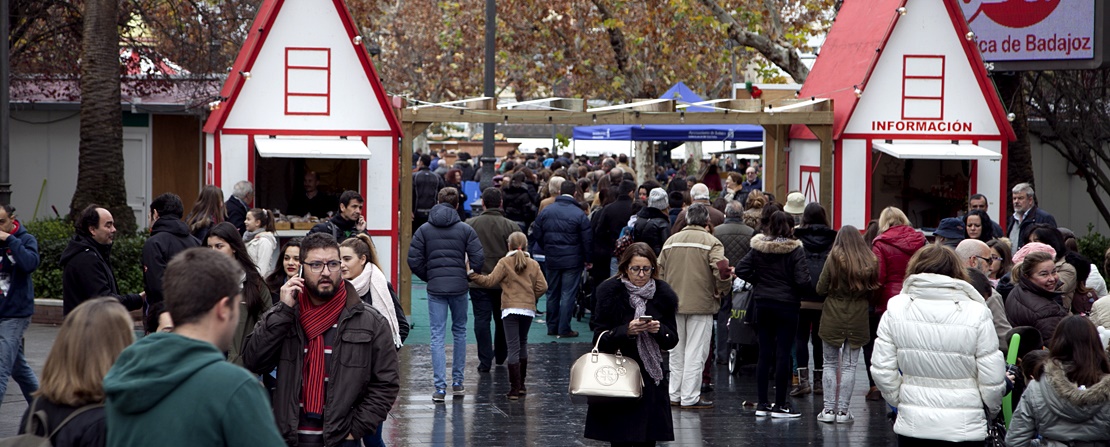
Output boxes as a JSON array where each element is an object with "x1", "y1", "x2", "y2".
[
  {"x1": 620, "y1": 277, "x2": 664, "y2": 385},
  {"x1": 298, "y1": 283, "x2": 348, "y2": 416}
]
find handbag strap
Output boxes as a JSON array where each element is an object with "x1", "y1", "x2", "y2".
[
  {"x1": 46, "y1": 402, "x2": 105, "y2": 439},
  {"x1": 592, "y1": 330, "x2": 608, "y2": 352}
]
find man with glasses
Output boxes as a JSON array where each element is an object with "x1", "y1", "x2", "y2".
[
  {"x1": 408, "y1": 187, "x2": 484, "y2": 402},
  {"x1": 658, "y1": 204, "x2": 733, "y2": 409},
  {"x1": 957, "y1": 239, "x2": 1012, "y2": 350},
  {"x1": 244, "y1": 233, "x2": 400, "y2": 446}
]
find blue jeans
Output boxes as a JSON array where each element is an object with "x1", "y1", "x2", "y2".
[
  {"x1": 545, "y1": 268, "x2": 582, "y2": 335},
  {"x1": 470, "y1": 288, "x2": 506, "y2": 368},
  {"x1": 428, "y1": 293, "x2": 468, "y2": 391},
  {"x1": 361, "y1": 421, "x2": 386, "y2": 447},
  {"x1": 0, "y1": 317, "x2": 38, "y2": 407}
]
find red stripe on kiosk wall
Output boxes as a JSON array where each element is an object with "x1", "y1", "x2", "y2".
[
  {"x1": 833, "y1": 139, "x2": 843, "y2": 229},
  {"x1": 214, "y1": 134, "x2": 222, "y2": 187}
]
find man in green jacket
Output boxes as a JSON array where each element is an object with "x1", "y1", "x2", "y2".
[{"x1": 104, "y1": 248, "x2": 283, "y2": 447}]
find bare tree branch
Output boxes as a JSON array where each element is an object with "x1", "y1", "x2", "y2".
[{"x1": 694, "y1": 0, "x2": 810, "y2": 82}]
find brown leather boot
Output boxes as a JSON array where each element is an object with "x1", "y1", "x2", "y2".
[
  {"x1": 507, "y1": 363, "x2": 522, "y2": 400},
  {"x1": 518, "y1": 358, "x2": 528, "y2": 395}
]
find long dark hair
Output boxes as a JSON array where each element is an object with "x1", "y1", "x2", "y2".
[
  {"x1": 187, "y1": 185, "x2": 226, "y2": 234},
  {"x1": 964, "y1": 209, "x2": 995, "y2": 242},
  {"x1": 266, "y1": 238, "x2": 301, "y2": 296},
  {"x1": 1030, "y1": 225, "x2": 1067, "y2": 261},
  {"x1": 800, "y1": 202, "x2": 828, "y2": 228},
  {"x1": 208, "y1": 222, "x2": 267, "y2": 316},
  {"x1": 1049, "y1": 316, "x2": 1110, "y2": 387}
]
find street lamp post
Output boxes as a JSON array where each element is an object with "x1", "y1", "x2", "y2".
[
  {"x1": 479, "y1": 0, "x2": 497, "y2": 191},
  {"x1": 1, "y1": 0, "x2": 12, "y2": 205}
]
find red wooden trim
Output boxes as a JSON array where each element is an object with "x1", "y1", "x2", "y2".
[
  {"x1": 901, "y1": 55, "x2": 946, "y2": 121},
  {"x1": 798, "y1": 165, "x2": 820, "y2": 205},
  {"x1": 941, "y1": 0, "x2": 1017, "y2": 141},
  {"x1": 214, "y1": 133, "x2": 223, "y2": 187},
  {"x1": 834, "y1": 139, "x2": 843, "y2": 228},
  {"x1": 329, "y1": 0, "x2": 402, "y2": 137},
  {"x1": 203, "y1": 0, "x2": 286, "y2": 134},
  {"x1": 840, "y1": 133, "x2": 1005, "y2": 141},
  {"x1": 969, "y1": 139, "x2": 978, "y2": 195},
  {"x1": 865, "y1": 139, "x2": 873, "y2": 223},
  {"x1": 390, "y1": 136, "x2": 399, "y2": 285},
  {"x1": 366, "y1": 230, "x2": 394, "y2": 237},
  {"x1": 784, "y1": 150, "x2": 790, "y2": 198},
  {"x1": 902, "y1": 95, "x2": 944, "y2": 100},
  {"x1": 285, "y1": 48, "x2": 331, "y2": 116},
  {"x1": 247, "y1": 134, "x2": 255, "y2": 189},
  {"x1": 220, "y1": 128, "x2": 395, "y2": 136},
  {"x1": 999, "y1": 139, "x2": 1009, "y2": 226}
]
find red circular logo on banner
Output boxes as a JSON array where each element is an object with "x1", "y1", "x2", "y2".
[{"x1": 964, "y1": 0, "x2": 1059, "y2": 29}]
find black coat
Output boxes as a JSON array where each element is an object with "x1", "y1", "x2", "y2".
[
  {"x1": 1007, "y1": 206, "x2": 1057, "y2": 250},
  {"x1": 533, "y1": 196, "x2": 593, "y2": 270},
  {"x1": 713, "y1": 218, "x2": 754, "y2": 267},
  {"x1": 633, "y1": 207, "x2": 671, "y2": 255},
  {"x1": 142, "y1": 218, "x2": 201, "y2": 310},
  {"x1": 225, "y1": 197, "x2": 248, "y2": 234},
  {"x1": 412, "y1": 167, "x2": 444, "y2": 218},
  {"x1": 308, "y1": 214, "x2": 366, "y2": 241},
  {"x1": 59, "y1": 234, "x2": 143, "y2": 315},
  {"x1": 407, "y1": 204, "x2": 484, "y2": 296},
  {"x1": 795, "y1": 224, "x2": 837, "y2": 303},
  {"x1": 19, "y1": 398, "x2": 105, "y2": 447},
  {"x1": 585, "y1": 276, "x2": 679, "y2": 444},
  {"x1": 502, "y1": 184, "x2": 538, "y2": 227},
  {"x1": 736, "y1": 235, "x2": 809, "y2": 308},
  {"x1": 593, "y1": 195, "x2": 636, "y2": 257}
]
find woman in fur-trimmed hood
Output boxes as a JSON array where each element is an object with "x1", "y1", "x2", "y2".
[
  {"x1": 736, "y1": 210, "x2": 810, "y2": 417},
  {"x1": 1007, "y1": 316, "x2": 1110, "y2": 447}
]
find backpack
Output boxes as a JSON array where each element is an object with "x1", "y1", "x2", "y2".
[
  {"x1": 0, "y1": 397, "x2": 103, "y2": 447},
  {"x1": 612, "y1": 216, "x2": 638, "y2": 258}
]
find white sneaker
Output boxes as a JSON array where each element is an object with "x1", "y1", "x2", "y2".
[
  {"x1": 836, "y1": 411, "x2": 854, "y2": 423},
  {"x1": 816, "y1": 409, "x2": 837, "y2": 423}
]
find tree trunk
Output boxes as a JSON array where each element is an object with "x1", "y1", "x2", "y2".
[
  {"x1": 633, "y1": 141, "x2": 653, "y2": 186},
  {"x1": 994, "y1": 72, "x2": 1033, "y2": 216},
  {"x1": 71, "y1": 0, "x2": 136, "y2": 234}
]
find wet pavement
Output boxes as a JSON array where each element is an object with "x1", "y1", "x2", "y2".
[{"x1": 4, "y1": 324, "x2": 901, "y2": 446}]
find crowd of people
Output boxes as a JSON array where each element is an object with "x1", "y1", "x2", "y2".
[{"x1": 7, "y1": 144, "x2": 1110, "y2": 446}]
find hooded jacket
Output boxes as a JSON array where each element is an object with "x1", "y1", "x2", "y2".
[
  {"x1": 1006, "y1": 361, "x2": 1110, "y2": 447},
  {"x1": 633, "y1": 206, "x2": 671, "y2": 255},
  {"x1": 736, "y1": 234, "x2": 809, "y2": 308},
  {"x1": 103, "y1": 333, "x2": 284, "y2": 447},
  {"x1": 533, "y1": 196, "x2": 592, "y2": 270},
  {"x1": 1005, "y1": 276, "x2": 1068, "y2": 343},
  {"x1": 142, "y1": 217, "x2": 201, "y2": 309},
  {"x1": 408, "y1": 204, "x2": 484, "y2": 296},
  {"x1": 870, "y1": 273, "x2": 1006, "y2": 443},
  {"x1": 60, "y1": 234, "x2": 142, "y2": 315},
  {"x1": 871, "y1": 225, "x2": 927, "y2": 313},
  {"x1": 794, "y1": 224, "x2": 837, "y2": 304},
  {"x1": 0, "y1": 221, "x2": 39, "y2": 318}
]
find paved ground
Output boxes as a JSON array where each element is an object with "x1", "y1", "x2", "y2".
[{"x1": 1, "y1": 323, "x2": 900, "y2": 445}]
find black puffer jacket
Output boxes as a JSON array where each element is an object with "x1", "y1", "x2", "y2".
[
  {"x1": 795, "y1": 224, "x2": 837, "y2": 303},
  {"x1": 1005, "y1": 276, "x2": 1067, "y2": 343},
  {"x1": 412, "y1": 167, "x2": 444, "y2": 218},
  {"x1": 633, "y1": 206, "x2": 670, "y2": 255},
  {"x1": 594, "y1": 196, "x2": 636, "y2": 257},
  {"x1": 408, "y1": 204, "x2": 484, "y2": 296},
  {"x1": 59, "y1": 234, "x2": 143, "y2": 315},
  {"x1": 713, "y1": 217, "x2": 754, "y2": 267},
  {"x1": 736, "y1": 234, "x2": 809, "y2": 308},
  {"x1": 502, "y1": 184, "x2": 538, "y2": 227},
  {"x1": 533, "y1": 196, "x2": 593, "y2": 270},
  {"x1": 142, "y1": 217, "x2": 201, "y2": 308}
]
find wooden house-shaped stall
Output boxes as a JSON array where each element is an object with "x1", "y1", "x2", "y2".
[
  {"x1": 203, "y1": 0, "x2": 402, "y2": 281},
  {"x1": 789, "y1": 0, "x2": 1015, "y2": 229}
]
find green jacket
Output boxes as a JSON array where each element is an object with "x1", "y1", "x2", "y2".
[
  {"x1": 104, "y1": 333, "x2": 283, "y2": 447},
  {"x1": 816, "y1": 264, "x2": 873, "y2": 349}
]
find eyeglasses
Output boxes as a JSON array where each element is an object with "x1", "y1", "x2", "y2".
[
  {"x1": 973, "y1": 255, "x2": 992, "y2": 264},
  {"x1": 628, "y1": 266, "x2": 654, "y2": 275},
  {"x1": 991, "y1": 255, "x2": 1004, "y2": 262},
  {"x1": 304, "y1": 261, "x2": 342, "y2": 273}
]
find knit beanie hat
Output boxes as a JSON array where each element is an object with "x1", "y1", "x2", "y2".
[
  {"x1": 1013, "y1": 242, "x2": 1056, "y2": 264},
  {"x1": 648, "y1": 188, "x2": 668, "y2": 210}
]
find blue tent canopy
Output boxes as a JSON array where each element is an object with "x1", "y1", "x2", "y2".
[
  {"x1": 574, "y1": 82, "x2": 763, "y2": 142},
  {"x1": 572, "y1": 124, "x2": 763, "y2": 141}
]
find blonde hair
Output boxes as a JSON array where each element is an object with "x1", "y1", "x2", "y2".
[
  {"x1": 507, "y1": 232, "x2": 530, "y2": 272},
  {"x1": 37, "y1": 298, "x2": 135, "y2": 406},
  {"x1": 339, "y1": 233, "x2": 380, "y2": 269},
  {"x1": 878, "y1": 206, "x2": 910, "y2": 233}
]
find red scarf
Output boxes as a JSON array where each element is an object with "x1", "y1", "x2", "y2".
[{"x1": 298, "y1": 282, "x2": 348, "y2": 416}]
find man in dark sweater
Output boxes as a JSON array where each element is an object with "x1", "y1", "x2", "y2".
[
  {"x1": 466, "y1": 188, "x2": 519, "y2": 372},
  {"x1": 142, "y1": 193, "x2": 201, "y2": 333},
  {"x1": 309, "y1": 190, "x2": 367, "y2": 241},
  {"x1": 60, "y1": 205, "x2": 144, "y2": 315}
]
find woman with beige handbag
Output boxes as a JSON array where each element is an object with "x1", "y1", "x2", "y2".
[{"x1": 583, "y1": 242, "x2": 679, "y2": 447}]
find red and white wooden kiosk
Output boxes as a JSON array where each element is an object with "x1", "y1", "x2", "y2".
[
  {"x1": 790, "y1": 0, "x2": 1015, "y2": 229},
  {"x1": 203, "y1": 0, "x2": 402, "y2": 282}
]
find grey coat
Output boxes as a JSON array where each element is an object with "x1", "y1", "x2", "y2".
[{"x1": 1006, "y1": 360, "x2": 1110, "y2": 447}]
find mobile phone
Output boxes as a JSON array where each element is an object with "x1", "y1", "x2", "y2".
[
  {"x1": 293, "y1": 265, "x2": 304, "y2": 300},
  {"x1": 638, "y1": 315, "x2": 653, "y2": 322}
]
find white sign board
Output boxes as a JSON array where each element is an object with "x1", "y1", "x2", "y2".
[{"x1": 962, "y1": 0, "x2": 1095, "y2": 62}]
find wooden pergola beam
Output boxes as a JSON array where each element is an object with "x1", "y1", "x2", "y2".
[{"x1": 400, "y1": 108, "x2": 832, "y2": 126}]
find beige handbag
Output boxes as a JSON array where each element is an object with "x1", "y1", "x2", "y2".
[{"x1": 569, "y1": 330, "x2": 643, "y2": 398}]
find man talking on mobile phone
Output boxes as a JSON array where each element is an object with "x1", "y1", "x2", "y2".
[{"x1": 243, "y1": 233, "x2": 399, "y2": 446}]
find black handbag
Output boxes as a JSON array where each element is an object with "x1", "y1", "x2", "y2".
[{"x1": 984, "y1": 409, "x2": 1006, "y2": 447}]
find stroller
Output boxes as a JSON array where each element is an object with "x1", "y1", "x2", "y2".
[{"x1": 727, "y1": 278, "x2": 758, "y2": 375}]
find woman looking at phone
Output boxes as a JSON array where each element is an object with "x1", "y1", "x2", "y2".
[{"x1": 584, "y1": 242, "x2": 679, "y2": 447}]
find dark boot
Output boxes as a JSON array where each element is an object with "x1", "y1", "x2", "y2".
[
  {"x1": 813, "y1": 369, "x2": 824, "y2": 395},
  {"x1": 518, "y1": 358, "x2": 528, "y2": 395},
  {"x1": 789, "y1": 367, "x2": 811, "y2": 397},
  {"x1": 507, "y1": 363, "x2": 522, "y2": 400}
]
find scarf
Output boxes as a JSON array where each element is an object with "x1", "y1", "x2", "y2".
[
  {"x1": 620, "y1": 277, "x2": 664, "y2": 385},
  {"x1": 351, "y1": 264, "x2": 403, "y2": 348},
  {"x1": 242, "y1": 228, "x2": 263, "y2": 243},
  {"x1": 298, "y1": 283, "x2": 348, "y2": 416}
]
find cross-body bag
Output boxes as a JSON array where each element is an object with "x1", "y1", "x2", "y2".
[
  {"x1": 0, "y1": 397, "x2": 104, "y2": 447},
  {"x1": 569, "y1": 330, "x2": 643, "y2": 399}
]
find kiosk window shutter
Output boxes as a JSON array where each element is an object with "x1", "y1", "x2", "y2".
[
  {"x1": 285, "y1": 48, "x2": 332, "y2": 116},
  {"x1": 901, "y1": 55, "x2": 945, "y2": 120}
]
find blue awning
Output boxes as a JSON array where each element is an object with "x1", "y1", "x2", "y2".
[{"x1": 572, "y1": 124, "x2": 763, "y2": 142}]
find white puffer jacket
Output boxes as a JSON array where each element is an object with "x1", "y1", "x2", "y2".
[{"x1": 870, "y1": 273, "x2": 1006, "y2": 442}]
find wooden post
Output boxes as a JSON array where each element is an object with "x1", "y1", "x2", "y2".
[
  {"x1": 761, "y1": 124, "x2": 789, "y2": 202},
  {"x1": 398, "y1": 121, "x2": 430, "y2": 315},
  {"x1": 809, "y1": 125, "x2": 835, "y2": 224}
]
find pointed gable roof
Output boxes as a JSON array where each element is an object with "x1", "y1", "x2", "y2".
[
  {"x1": 791, "y1": 0, "x2": 1015, "y2": 141},
  {"x1": 203, "y1": 0, "x2": 400, "y2": 136},
  {"x1": 659, "y1": 82, "x2": 714, "y2": 112}
]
